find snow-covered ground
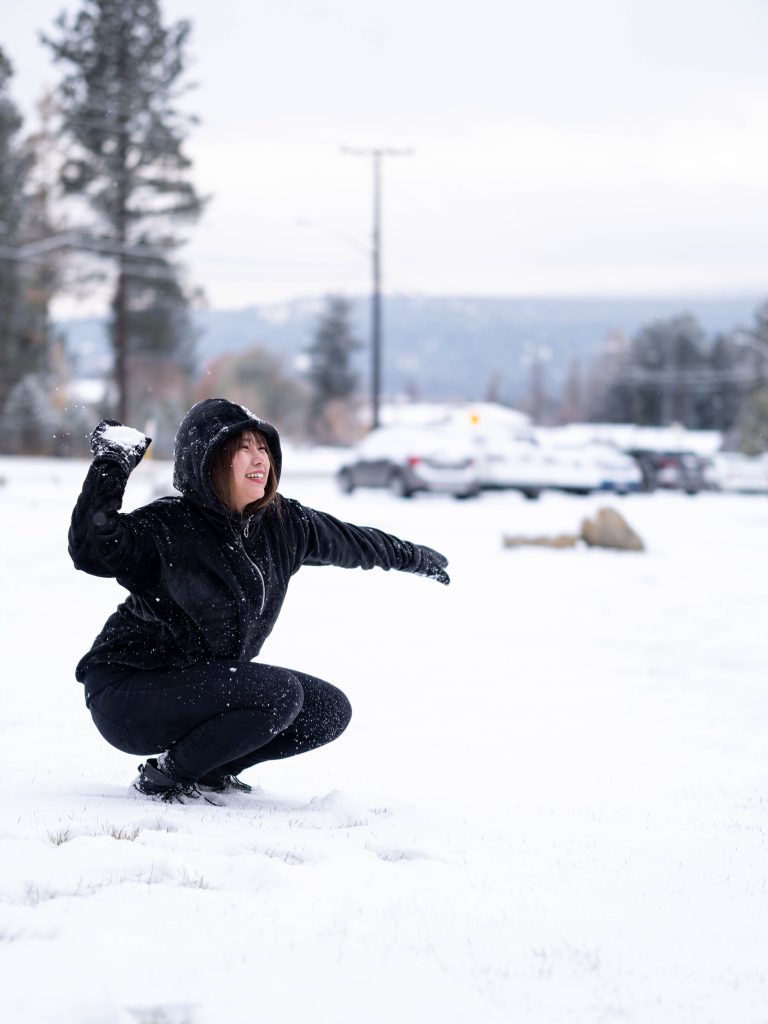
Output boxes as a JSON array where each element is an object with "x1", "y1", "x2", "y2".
[{"x1": 1, "y1": 454, "x2": 767, "y2": 1024}]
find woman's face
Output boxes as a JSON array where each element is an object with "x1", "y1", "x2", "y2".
[{"x1": 229, "y1": 432, "x2": 270, "y2": 512}]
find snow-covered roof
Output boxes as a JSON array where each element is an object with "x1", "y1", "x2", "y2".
[{"x1": 380, "y1": 401, "x2": 531, "y2": 432}]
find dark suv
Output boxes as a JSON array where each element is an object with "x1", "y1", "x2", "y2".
[{"x1": 629, "y1": 449, "x2": 711, "y2": 494}]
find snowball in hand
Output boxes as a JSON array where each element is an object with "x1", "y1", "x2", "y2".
[
  {"x1": 100, "y1": 425, "x2": 148, "y2": 450},
  {"x1": 90, "y1": 419, "x2": 152, "y2": 472}
]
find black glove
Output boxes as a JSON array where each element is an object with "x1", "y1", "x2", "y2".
[
  {"x1": 90, "y1": 419, "x2": 152, "y2": 473},
  {"x1": 410, "y1": 544, "x2": 450, "y2": 586}
]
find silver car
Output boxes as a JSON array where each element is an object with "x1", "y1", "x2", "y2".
[{"x1": 337, "y1": 426, "x2": 480, "y2": 499}]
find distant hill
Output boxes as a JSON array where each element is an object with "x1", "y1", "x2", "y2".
[{"x1": 58, "y1": 292, "x2": 765, "y2": 403}]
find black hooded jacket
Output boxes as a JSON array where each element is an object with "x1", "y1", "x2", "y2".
[{"x1": 69, "y1": 398, "x2": 430, "y2": 697}]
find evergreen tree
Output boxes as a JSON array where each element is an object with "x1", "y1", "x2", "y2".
[
  {"x1": 722, "y1": 301, "x2": 768, "y2": 450},
  {"x1": 118, "y1": 250, "x2": 197, "y2": 369},
  {"x1": 591, "y1": 315, "x2": 708, "y2": 426},
  {"x1": 0, "y1": 372, "x2": 59, "y2": 454},
  {"x1": 43, "y1": 0, "x2": 205, "y2": 421},
  {"x1": 697, "y1": 332, "x2": 746, "y2": 434},
  {"x1": 0, "y1": 48, "x2": 36, "y2": 424},
  {"x1": 740, "y1": 386, "x2": 768, "y2": 454},
  {"x1": 112, "y1": 251, "x2": 200, "y2": 454},
  {"x1": 306, "y1": 295, "x2": 361, "y2": 443}
]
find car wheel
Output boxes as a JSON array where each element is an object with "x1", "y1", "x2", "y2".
[
  {"x1": 337, "y1": 469, "x2": 355, "y2": 494},
  {"x1": 521, "y1": 489, "x2": 541, "y2": 501},
  {"x1": 389, "y1": 471, "x2": 414, "y2": 498}
]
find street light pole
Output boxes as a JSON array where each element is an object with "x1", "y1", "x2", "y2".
[{"x1": 343, "y1": 146, "x2": 412, "y2": 429}]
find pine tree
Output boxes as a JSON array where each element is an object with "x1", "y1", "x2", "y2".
[
  {"x1": 306, "y1": 295, "x2": 361, "y2": 443},
  {"x1": 699, "y1": 333, "x2": 747, "y2": 434},
  {"x1": 43, "y1": 0, "x2": 205, "y2": 421},
  {"x1": 740, "y1": 386, "x2": 768, "y2": 454},
  {"x1": 0, "y1": 372, "x2": 59, "y2": 454},
  {"x1": 0, "y1": 48, "x2": 36, "y2": 423},
  {"x1": 724, "y1": 301, "x2": 768, "y2": 450}
]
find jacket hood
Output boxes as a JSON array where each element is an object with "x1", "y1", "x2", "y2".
[{"x1": 172, "y1": 398, "x2": 282, "y2": 514}]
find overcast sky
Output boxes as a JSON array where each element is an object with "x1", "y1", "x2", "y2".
[{"x1": 5, "y1": 0, "x2": 768, "y2": 312}]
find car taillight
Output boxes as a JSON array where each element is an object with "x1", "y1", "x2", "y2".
[{"x1": 407, "y1": 456, "x2": 422, "y2": 467}]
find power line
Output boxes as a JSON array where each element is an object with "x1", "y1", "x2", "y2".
[{"x1": 0, "y1": 230, "x2": 182, "y2": 281}]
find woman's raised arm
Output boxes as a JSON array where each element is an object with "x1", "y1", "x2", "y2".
[{"x1": 68, "y1": 420, "x2": 156, "y2": 579}]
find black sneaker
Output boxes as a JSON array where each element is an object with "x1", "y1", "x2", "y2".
[
  {"x1": 196, "y1": 771, "x2": 253, "y2": 794},
  {"x1": 133, "y1": 758, "x2": 205, "y2": 803}
]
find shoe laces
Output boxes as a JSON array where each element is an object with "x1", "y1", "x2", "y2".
[
  {"x1": 158, "y1": 782, "x2": 202, "y2": 803},
  {"x1": 165, "y1": 783, "x2": 222, "y2": 806}
]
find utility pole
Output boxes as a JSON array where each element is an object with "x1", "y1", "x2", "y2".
[{"x1": 343, "y1": 146, "x2": 412, "y2": 429}]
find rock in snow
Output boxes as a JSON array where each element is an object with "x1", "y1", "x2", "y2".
[{"x1": 581, "y1": 506, "x2": 645, "y2": 551}]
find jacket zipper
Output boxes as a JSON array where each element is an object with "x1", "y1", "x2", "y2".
[{"x1": 240, "y1": 519, "x2": 266, "y2": 615}]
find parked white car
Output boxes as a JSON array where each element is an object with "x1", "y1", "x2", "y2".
[
  {"x1": 533, "y1": 437, "x2": 642, "y2": 495},
  {"x1": 578, "y1": 443, "x2": 643, "y2": 494},
  {"x1": 469, "y1": 432, "x2": 640, "y2": 497},
  {"x1": 470, "y1": 432, "x2": 552, "y2": 498},
  {"x1": 709, "y1": 452, "x2": 768, "y2": 494}
]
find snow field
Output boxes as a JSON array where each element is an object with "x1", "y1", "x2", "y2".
[{"x1": 1, "y1": 456, "x2": 767, "y2": 1023}]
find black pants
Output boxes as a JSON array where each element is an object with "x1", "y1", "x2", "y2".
[{"x1": 85, "y1": 661, "x2": 352, "y2": 783}]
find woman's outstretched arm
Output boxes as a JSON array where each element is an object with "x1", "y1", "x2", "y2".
[{"x1": 282, "y1": 498, "x2": 450, "y2": 584}]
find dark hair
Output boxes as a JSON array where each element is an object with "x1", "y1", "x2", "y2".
[{"x1": 210, "y1": 429, "x2": 280, "y2": 515}]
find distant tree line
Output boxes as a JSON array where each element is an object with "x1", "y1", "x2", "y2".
[
  {"x1": 521, "y1": 308, "x2": 768, "y2": 453},
  {"x1": 596, "y1": 309, "x2": 768, "y2": 451}
]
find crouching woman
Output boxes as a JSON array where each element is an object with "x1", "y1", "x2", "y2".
[{"x1": 69, "y1": 398, "x2": 450, "y2": 801}]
